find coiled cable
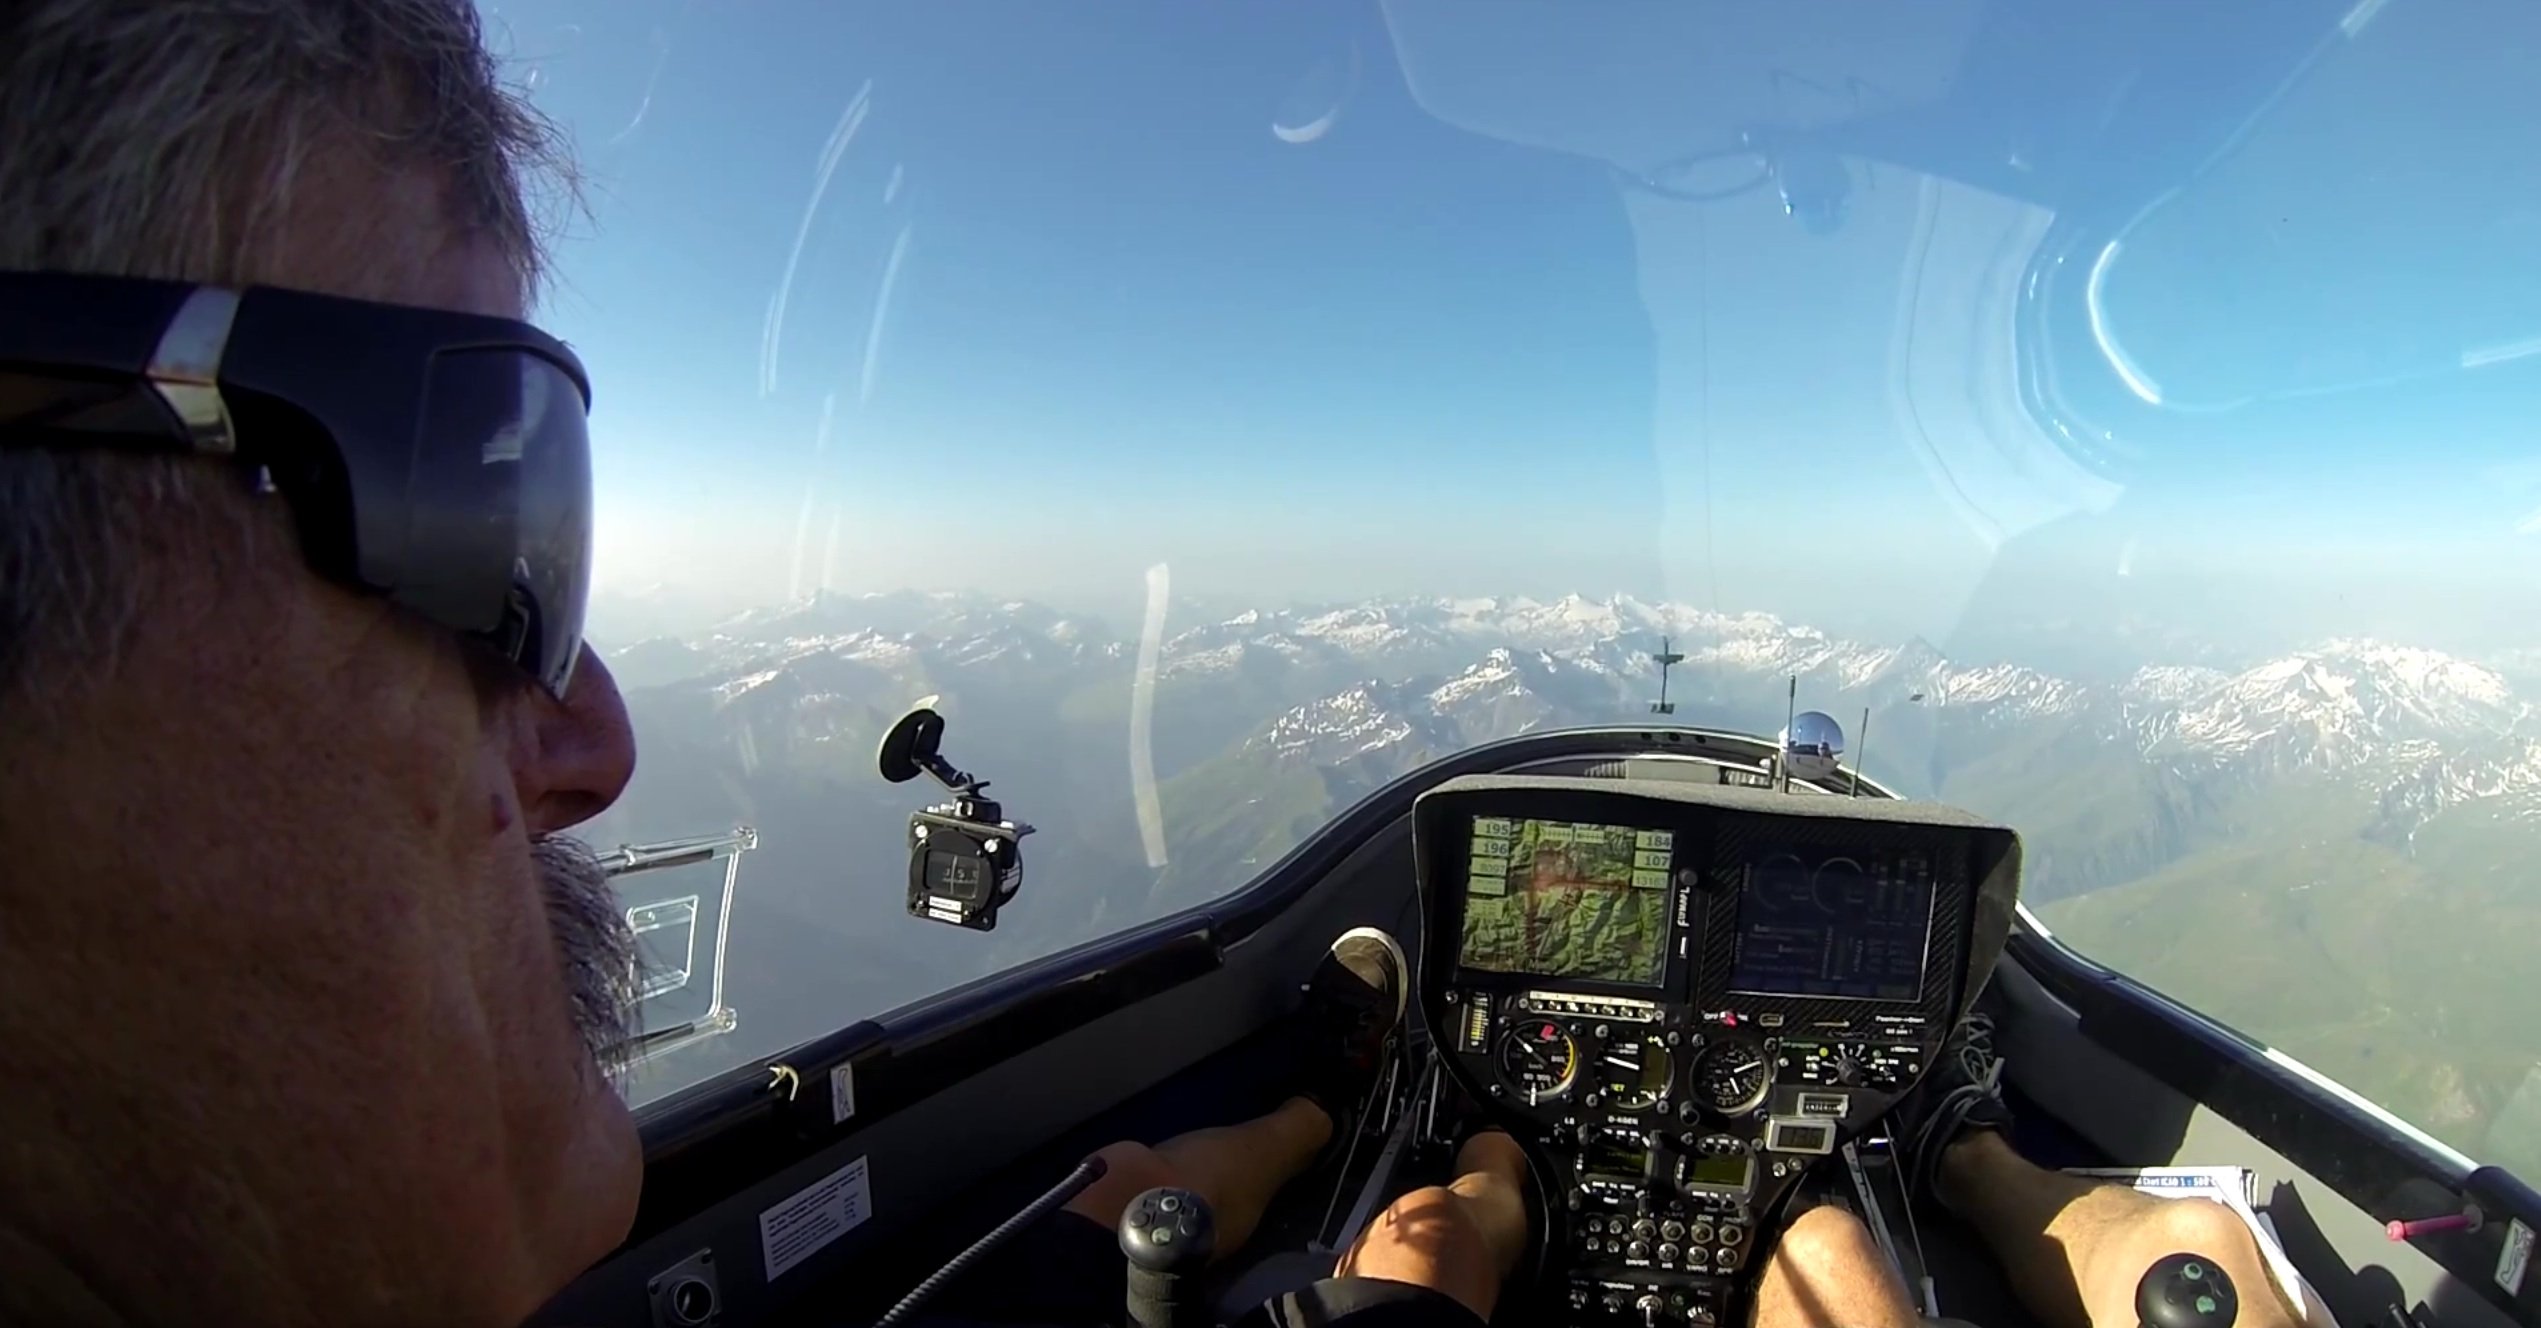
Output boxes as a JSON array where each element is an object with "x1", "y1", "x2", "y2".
[{"x1": 870, "y1": 1154, "x2": 1112, "y2": 1328}]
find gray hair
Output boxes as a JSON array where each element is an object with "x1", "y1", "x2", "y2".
[{"x1": 0, "y1": 0, "x2": 580, "y2": 705}]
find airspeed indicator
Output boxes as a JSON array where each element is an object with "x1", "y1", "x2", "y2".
[{"x1": 1495, "y1": 1020, "x2": 1579, "y2": 1104}]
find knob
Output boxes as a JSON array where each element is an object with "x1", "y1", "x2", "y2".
[
  {"x1": 1661, "y1": 1219, "x2": 1686, "y2": 1241},
  {"x1": 1120, "y1": 1188, "x2": 1214, "y2": 1270},
  {"x1": 1658, "y1": 1242, "x2": 1682, "y2": 1265},
  {"x1": 1637, "y1": 1292, "x2": 1667, "y2": 1328},
  {"x1": 1119, "y1": 1187, "x2": 1215, "y2": 1328},
  {"x1": 1627, "y1": 1240, "x2": 1651, "y2": 1261},
  {"x1": 1633, "y1": 1218, "x2": 1659, "y2": 1239},
  {"x1": 2136, "y1": 1253, "x2": 2238, "y2": 1328},
  {"x1": 1715, "y1": 1246, "x2": 1741, "y2": 1272},
  {"x1": 1689, "y1": 1221, "x2": 1715, "y2": 1244},
  {"x1": 1719, "y1": 1225, "x2": 1745, "y2": 1247}
]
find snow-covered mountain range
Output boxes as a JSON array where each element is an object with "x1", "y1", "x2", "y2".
[
  {"x1": 593, "y1": 589, "x2": 2541, "y2": 1171},
  {"x1": 603, "y1": 588, "x2": 2541, "y2": 859}
]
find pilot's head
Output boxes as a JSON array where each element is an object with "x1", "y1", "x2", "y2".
[{"x1": 0, "y1": 3, "x2": 641, "y2": 1324}]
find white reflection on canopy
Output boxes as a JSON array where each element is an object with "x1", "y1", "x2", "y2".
[{"x1": 761, "y1": 80, "x2": 873, "y2": 398}]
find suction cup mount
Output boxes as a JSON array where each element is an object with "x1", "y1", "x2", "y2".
[
  {"x1": 879, "y1": 698, "x2": 1034, "y2": 932},
  {"x1": 878, "y1": 696, "x2": 983, "y2": 794}
]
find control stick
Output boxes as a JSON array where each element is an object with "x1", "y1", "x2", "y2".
[
  {"x1": 2137, "y1": 1253, "x2": 2238, "y2": 1328},
  {"x1": 1120, "y1": 1187, "x2": 1216, "y2": 1328}
]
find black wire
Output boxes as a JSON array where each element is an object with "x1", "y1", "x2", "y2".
[{"x1": 868, "y1": 1155, "x2": 1111, "y2": 1328}]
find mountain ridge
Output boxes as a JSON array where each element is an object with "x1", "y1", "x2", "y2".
[
  {"x1": 623, "y1": 589, "x2": 2541, "y2": 824},
  {"x1": 589, "y1": 586, "x2": 2541, "y2": 1175}
]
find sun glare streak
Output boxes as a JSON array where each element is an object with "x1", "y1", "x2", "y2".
[
  {"x1": 2464, "y1": 336, "x2": 2541, "y2": 371},
  {"x1": 2340, "y1": 0, "x2": 2394, "y2": 37},
  {"x1": 1131, "y1": 563, "x2": 1171, "y2": 869},
  {"x1": 787, "y1": 392, "x2": 840, "y2": 601},
  {"x1": 859, "y1": 225, "x2": 914, "y2": 408},
  {"x1": 2086, "y1": 240, "x2": 2166, "y2": 406},
  {"x1": 607, "y1": 28, "x2": 672, "y2": 146},
  {"x1": 822, "y1": 505, "x2": 845, "y2": 593},
  {"x1": 760, "y1": 82, "x2": 874, "y2": 398}
]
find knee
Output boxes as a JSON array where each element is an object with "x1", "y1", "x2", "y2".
[
  {"x1": 1774, "y1": 1204, "x2": 1885, "y2": 1270},
  {"x1": 2133, "y1": 1197, "x2": 2268, "y2": 1279},
  {"x1": 1064, "y1": 1141, "x2": 1185, "y2": 1226},
  {"x1": 1357, "y1": 1186, "x2": 1493, "y2": 1266},
  {"x1": 1456, "y1": 1129, "x2": 1527, "y2": 1179},
  {"x1": 1341, "y1": 1187, "x2": 1503, "y2": 1319},
  {"x1": 2122, "y1": 1200, "x2": 2301, "y2": 1327}
]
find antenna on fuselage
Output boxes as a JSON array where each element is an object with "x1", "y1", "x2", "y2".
[
  {"x1": 1780, "y1": 677, "x2": 1797, "y2": 791},
  {"x1": 1649, "y1": 636, "x2": 1687, "y2": 715},
  {"x1": 1851, "y1": 706, "x2": 1870, "y2": 796}
]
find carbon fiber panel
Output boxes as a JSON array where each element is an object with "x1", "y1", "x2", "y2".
[{"x1": 1693, "y1": 817, "x2": 1972, "y2": 1039}]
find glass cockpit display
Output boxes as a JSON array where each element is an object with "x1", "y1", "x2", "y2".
[
  {"x1": 1727, "y1": 849, "x2": 1935, "y2": 1002},
  {"x1": 1458, "y1": 816, "x2": 1674, "y2": 987}
]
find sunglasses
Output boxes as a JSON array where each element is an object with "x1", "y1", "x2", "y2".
[{"x1": 0, "y1": 271, "x2": 593, "y2": 698}]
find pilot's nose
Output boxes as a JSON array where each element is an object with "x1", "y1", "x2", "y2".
[{"x1": 517, "y1": 649, "x2": 639, "y2": 834}]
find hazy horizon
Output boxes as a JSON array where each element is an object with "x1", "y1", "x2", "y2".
[{"x1": 586, "y1": 567, "x2": 2541, "y2": 681}]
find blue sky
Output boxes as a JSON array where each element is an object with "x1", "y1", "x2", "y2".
[{"x1": 488, "y1": 0, "x2": 2541, "y2": 659}]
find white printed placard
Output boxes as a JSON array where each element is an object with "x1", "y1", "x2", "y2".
[{"x1": 759, "y1": 1156, "x2": 872, "y2": 1282}]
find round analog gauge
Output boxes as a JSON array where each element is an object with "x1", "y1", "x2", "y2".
[
  {"x1": 1495, "y1": 1020, "x2": 1579, "y2": 1104},
  {"x1": 1596, "y1": 1034, "x2": 1673, "y2": 1110},
  {"x1": 1691, "y1": 1035, "x2": 1772, "y2": 1116}
]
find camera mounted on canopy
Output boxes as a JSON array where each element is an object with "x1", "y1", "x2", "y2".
[{"x1": 879, "y1": 700, "x2": 1036, "y2": 931}]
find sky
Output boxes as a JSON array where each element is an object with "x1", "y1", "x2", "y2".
[{"x1": 488, "y1": 0, "x2": 2541, "y2": 662}]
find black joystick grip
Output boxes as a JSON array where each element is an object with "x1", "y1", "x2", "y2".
[
  {"x1": 1120, "y1": 1187, "x2": 1216, "y2": 1328},
  {"x1": 2137, "y1": 1252, "x2": 2238, "y2": 1328}
]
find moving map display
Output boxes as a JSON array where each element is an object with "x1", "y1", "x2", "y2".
[{"x1": 1458, "y1": 817, "x2": 1673, "y2": 986}]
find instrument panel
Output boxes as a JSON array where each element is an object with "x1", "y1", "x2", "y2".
[{"x1": 1413, "y1": 777, "x2": 2017, "y2": 1328}]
